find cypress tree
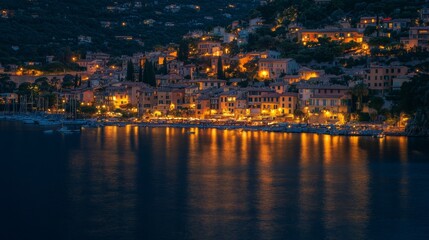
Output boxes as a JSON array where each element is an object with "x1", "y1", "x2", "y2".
[
  {"x1": 126, "y1": 60, "x2": 135, "y2": 81},
  {"x1": 178, "y1": 40, "x2": 189, "y2": 62},
  {"x1": 217, "y1": 56, "x2": 224, "y2": 79},
  {"x1": 148, "y1": 62, "x2": 157, "y2": 87},
  {"x1": 163, "y1": 57, "x2": 168, "y2": 74},
  {"x1": 138, "y1": 62, "x2": 143, "y2": 82},
  {"x1": 143, "y1": 61, "x2": 157, "y2": 87},
  {"x1": 74, "y1": 74, "x2": 79, "y2": 88}
]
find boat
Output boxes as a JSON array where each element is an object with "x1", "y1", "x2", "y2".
[
  {"x1": 43, "y1": 129, "x2": 54, "y2": 134},
  {"x1": 57, "y1": 126, "x2": 80, "y2": 134},
  {"x1": 22, "y1": 118, "x2": 36, "y2": 124},
  {"x1": 38, "y1": 119, "x2": 62, "y2": 126},
  {"x1": 373, "y1": 133, "x2": 385, "y2": 138}
]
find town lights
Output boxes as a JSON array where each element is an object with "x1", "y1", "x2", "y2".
[{"x1": 260, "y1": 70, "x2": 268, "y2": 79}]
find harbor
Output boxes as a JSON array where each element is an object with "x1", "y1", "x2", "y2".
[{"x1": 0, "y1": 113, "x2": 406, "y2": 137}]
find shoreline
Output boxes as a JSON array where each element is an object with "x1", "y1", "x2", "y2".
[{"x1": 0, "y1": 113, "x2": 411, "y2": 137}]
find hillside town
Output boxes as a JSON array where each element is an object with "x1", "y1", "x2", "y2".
[{"x1": 1, "y1": 1, "x2": 429, "y2": 135}]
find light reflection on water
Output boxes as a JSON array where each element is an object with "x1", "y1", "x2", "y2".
[{"x1": 2, "y1": 122, "x2": 429, "y2": 240}]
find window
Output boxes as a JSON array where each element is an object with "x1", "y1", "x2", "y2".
[{"x1": 289, "y1": 97, "x2": 291, "y2": 101}]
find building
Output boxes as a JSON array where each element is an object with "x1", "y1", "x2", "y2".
[
  {"x1": 76, "y1": 60, "x2": 103, "y2": 73},
  {"x1": 297, "y1": 84, "x2": 351, "y2": 115},
  {"x1": 299, "y1": 28, "x2": 363, "y2": 44},
  {"x1": 190, "y1": 79, "x2": 227, "y2": 90},
  {"x1": 357, "y1": 17, "x2": 378, "y2": 30},
  {"x1": 258, "y1": 58, "x2": 299, "y2": 80},
  {"x1": 197, "y1": 41, "x2": 222, "y2": 55},
  {"x1": 279, "y1": 93, "x2": 298, "y2": 115},
  {"x1": 364, "y1": 64, "x2": 408, "y2": 93},
  {"x1": 420, "y1": 7, "x2": 429, "y2": 23},
  {"x1": 86, "y1": 52, "x2": 111, "y2": 64},
  {"x1": 401, "y1": 27, "x2": 429, "y2": 50},
  {"x1": 314, "y1": 0, "x2": 331, "y2": 4},
  {"x1": 381, "y1": 18, "x2": 410, "y2": 32}
]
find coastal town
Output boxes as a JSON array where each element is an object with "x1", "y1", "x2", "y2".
[{"x1": 1, "y1": 0, "x2": 428, "y2": 136}]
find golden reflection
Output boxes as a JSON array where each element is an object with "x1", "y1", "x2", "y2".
[
  {"x1": 398, "y1": 137, "x2": 408, "y2": 162},
  {"x1": 299, "y1": 133, "x2": 310, "y2": 165},
  {"x1": 323, "y1": 135, "x2": 332, "y2": 164}
]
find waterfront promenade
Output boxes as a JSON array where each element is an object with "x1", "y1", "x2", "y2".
[{"x1": 0, "y1": 113, "x2": 406, "y2": 136}]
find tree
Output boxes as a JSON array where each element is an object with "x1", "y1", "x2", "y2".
[
  {"x1": 399, "y1": 74, "x2": 429, "y2": 136},
  {"x1": 217, "y1": 56, "x2": 224, "y2": 79},
  {"x1": 143, "y1": 61, "x2": 156, "y2": 87},
  {"x1": 126, "y1": 60, "x2": 135, "y2": 81},
  {"x1": 35, "y1": 77, "x2": 53, "y2": 92},
  {"x1": 350, "y1": 83, "x2": 369, "y2": 112},
  {"x1": 368, "y1": 96, "x2": 385, "y2": 113},
  {"x1": 0, "y1": 74, "x2": 16, "y2": 93},
  {"x1": 162, "y1": 57, "x2": 168, "y2": 75},
  {"x1": 138, "y1": 62, "x2": 143, "y2": 82},
  {"x1": 62, "y1": 74, "x2": 75, "y2": 89},
  {"x1": 178, "y1": 40, "x2": 189, "y2": 62},
  {"x1": 74, "y1": 74, "x2": 79, "y2": 88}
]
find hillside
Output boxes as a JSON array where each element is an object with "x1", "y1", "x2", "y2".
[{"x1": 0, "y1": 0, "x2": 258, "y2": 63}]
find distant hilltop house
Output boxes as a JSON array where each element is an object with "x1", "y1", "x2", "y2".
[
  {"x1": 78, "y1": 35, "x2": 92, "y2": 44},
  {"x1": 420, "y1": 7, "x2": 429, "y2": 24},
  {"x1": 86, "y1": 52, "x2": 111, "y2": 64},
  {"x1": 357, "y1": 16, "x2": 379, "y2": 30},
  {"x1": 100, "y1": 21, "x2": 113, "y2": 28},
  {"x1": 76, "y1": 59, "x2": 103, "y2": 74},
  {"x1": 144, "y1": 19, "x2": 156, "y2": 25},
  {"x1": 298, "y1": 28, "x2": 364, "y2": 44},
  {"x1": 165, "y1": 4, "x2": 180, "y2": 13},
  {"x1": 197, "y1": 41, "x2": 222, "y2": 55},
  {"x1": 314, "y1": 0, "x2": 331, "y2": 4},
  {"x1": 381, "y1": 18, "x2": 411, "y2": 32},
  {"x1": 1, "y1": 9, "x2": 13, "y2": 18},
  {"x1": 115, "y1": 36, "x2": 133, "y2": 41}
]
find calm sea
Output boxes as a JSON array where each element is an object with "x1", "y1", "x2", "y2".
[{"x1": 1, "y1": 121, "x2": 429, "y2": 240}]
